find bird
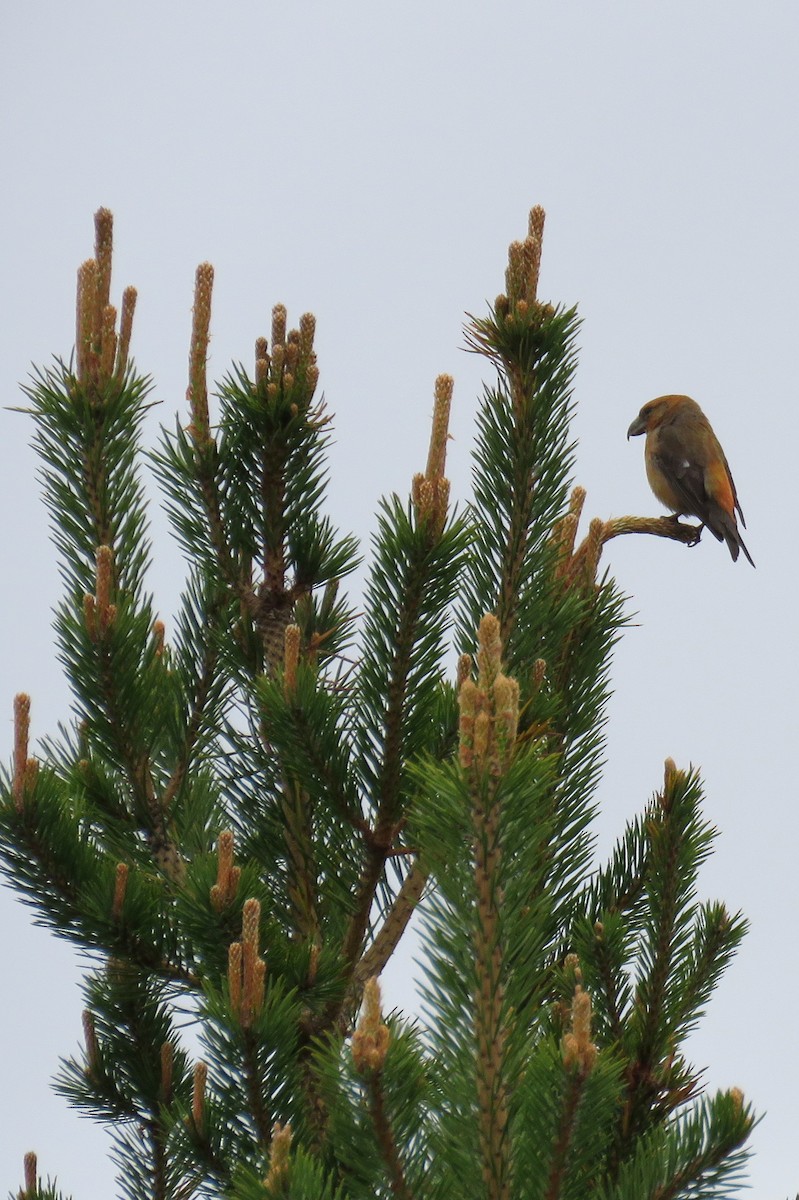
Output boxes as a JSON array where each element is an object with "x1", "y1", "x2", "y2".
[{"x1": 627, "y1": 394, "x2": 754, "y2": 566}]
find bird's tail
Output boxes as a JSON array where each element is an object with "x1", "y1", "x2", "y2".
[
  {"x1": 734, "y1": 529, "x2": 755, "y2": 568},
  {"x1": 713, "y1": 508, "x2": 755, "y2": 567}
]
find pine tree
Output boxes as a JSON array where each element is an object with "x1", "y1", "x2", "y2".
[{"x1": 2, "y1": 207, "x2": 755, "y2": 1200}]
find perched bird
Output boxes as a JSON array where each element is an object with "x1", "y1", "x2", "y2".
[{"x1": 627, "y1": 394, "x2": 754, "y2": 566}]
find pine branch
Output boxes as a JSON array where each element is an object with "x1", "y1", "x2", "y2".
[
  {"x1": 544, "y1": 1069, "x2": 590, "y2": 1200},
  {"x1": 597, "y1": 1089, "x2": 754, "y2": 1200},
  {"x1": 465, "y1": 618, "x2": 519, "y2": 1200},
  {"x1": 89, "y1": 604, "x2": 184, "y2": 880},
  {"x1": 240, "y1": 1029, "x2": 274, "y2": 1150},
  {"x1": 341, "y1": 546, "x2": 432, "y2": 980},
  {"x1": 350, "y1": 979, "x2": 415, "y2": 1200},
  {"x1": 160, "y1": 588, "x2": 228, "y2": 814},
  {"x1": 354, "y1": 861, "x2": 428, "y2": 986},
  {"x1": 602, "y1": 514, "x2": 703, "y2": 549},
  {"x1": 280, "y1": 778, "x2": 320, "y2": 944},
  {"x1": 3, "y1": 205, "x2": 757, "y2": 1200},
  {"x1": 340, "y1": 381, "x2": 467, "y2": 1018},
  {"x1": 473, "y1": 772, "x2": 511, "y2": 1200},
  {"x1": 364, "y1": 1072, "x2": 415, "y2": 1200}
]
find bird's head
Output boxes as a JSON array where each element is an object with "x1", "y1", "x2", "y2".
[{"x1": 627, "y1": 394, "x2": 695, "y2": 439}]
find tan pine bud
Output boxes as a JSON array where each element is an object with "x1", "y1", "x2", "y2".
[{"x1": 352, "y1": 977, "x2": 390, "y2": 1074}]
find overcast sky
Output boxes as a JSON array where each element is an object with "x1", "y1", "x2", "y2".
[{"x1": 1, "y1": 3, "x2": 796, "y2": 1196}]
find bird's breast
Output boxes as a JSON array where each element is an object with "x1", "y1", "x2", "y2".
[{"x1": 645, "y1": 444, "x2": 685, "y2": 513}]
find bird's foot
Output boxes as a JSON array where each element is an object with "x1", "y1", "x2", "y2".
[
  {"x1": 683, "y1": 519, "x2": 703, "y2": 547},
  {"x1": 667, "y1": 513, "x2": 703, "y2": 546}
]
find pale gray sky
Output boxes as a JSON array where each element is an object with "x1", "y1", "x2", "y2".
[{"x1": 1, "y1": 2, "x2": 796, "y2": 1196}]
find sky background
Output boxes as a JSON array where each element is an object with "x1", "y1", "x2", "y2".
[{"x1": 1, "y1": 2, "x2": 796, "y2": 1195}]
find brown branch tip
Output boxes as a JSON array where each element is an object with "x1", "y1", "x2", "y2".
[
  {"x1": 192, "y1": 1061, "x2": 207, "y2": 1129},
  {"x1": 413, "y1": 374, "x2": 453, "y2": 534},
  {"x1": 562, "y1": 983, "x2": 598, "y2": 1074},
  {"x1": 503, "y1": 204, "x2": 546, "y2": 311},
  {"x1": 74, "y1": 209, "x2": 136, "y2": 385},
  {"x1": 111, "y1": 862, "x2": 128, "y2": 921},
  {"x1": 228, "y1": 898, "x2": 267, "y2": 1026},
  {"x1": 23, "y1": 1151, "x2": 37, "y2": 1195},
  {"x1": 459, "y1": 615, "x2": 519, "y2": 775},
  {"x1": 210, "y1": 829, "x2": 240, "y2": 911},
  {"x1": 13, "y1": 693, "x2": 31, "y2": 810},
  {"x1": 557, "y1": 493, "x2": 704, "y2": 590},
  {"x1": 188, "y1": 263, "x2": 215, "y2": 441},
  {"x1": 352, "y1": 977, "x2": 390, "y2": 1074},
  {"x1": 264, "y1": 1123, "x2": 293, "y2": 1190}
]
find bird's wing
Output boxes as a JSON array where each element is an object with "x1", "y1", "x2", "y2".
[
  {"x1": 649, "y1": 425, "x2": 711, "y2": 520},
  {"x1": 719, "y1": 450, "x2": 746, "y2": 527}
]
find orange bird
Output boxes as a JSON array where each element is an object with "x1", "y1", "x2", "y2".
[{"x1": 627, "y1": 394, "x2": 754, "y2": 566}]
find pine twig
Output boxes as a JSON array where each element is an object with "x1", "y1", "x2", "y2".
[
  {"x1": 602, "y1": 514, "x2": 703, "y2": 549},
  {"x1": 355, "y1": 861, "x2": 429, "y2": 986}
]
